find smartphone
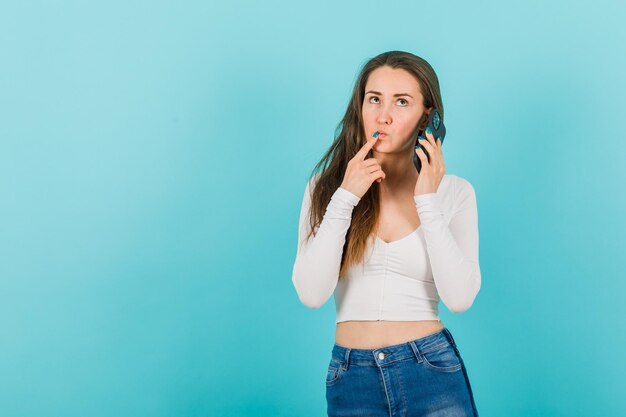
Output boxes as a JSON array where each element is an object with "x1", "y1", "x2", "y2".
[{"x1": 413, "y1": 107, "x2": 446, "y2": 173}]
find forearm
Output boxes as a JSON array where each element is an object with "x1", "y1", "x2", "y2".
[
  {"x1": 292, "y1": 186, "x2": 360, "y2": 308},
  {"x1": 414, "y1": 192, "x2": 481, "y2": 313}
]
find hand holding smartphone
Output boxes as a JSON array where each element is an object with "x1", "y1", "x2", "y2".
[{"x1": 413, "y1": 108, "x2": 446, "y2": 173}]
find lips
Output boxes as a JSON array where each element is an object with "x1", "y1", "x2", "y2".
[{"x1": 376, "y1": 130, "x2": 388, "y2": 137}]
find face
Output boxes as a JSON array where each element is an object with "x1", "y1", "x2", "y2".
[{"x1": 362, "y1": 66, "x2": 430, "y2": 150}]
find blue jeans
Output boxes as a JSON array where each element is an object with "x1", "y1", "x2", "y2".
[{"x1": 325, "y1": 327, "x2": 478, "y2": 416}]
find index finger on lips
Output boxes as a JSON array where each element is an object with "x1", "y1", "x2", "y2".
[{"x1": 356, "y1": 134, "x2": 379, "y2": 160}]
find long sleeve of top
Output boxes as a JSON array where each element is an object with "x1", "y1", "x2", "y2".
[
  {"x1": 413, "y1": 177, "x2": 481, "y2": 313},
  {"x1": 291, "y1": 177, "x2": 361, "y2": 309}
]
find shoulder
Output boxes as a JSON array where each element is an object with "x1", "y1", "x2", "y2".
[
  {"x1": 447, "y1": 174, "x2": 477, "y2": 209},
  {"x1": 306, "y1": 173, "x2": 322, "y2": 192},
  {"x1": 311, "y1": 172, "x2": 322, "y2": 186},
  {"x1": 451, "y1": 174, "x2": 476, "y2": 196},
  {"x1": 437, "y1": 174, "x2": 461, "y2": 197},
  {"x1": 301, "y1": 173, "x2": 322, "y2": 202},
  {"x1": 439, "y1": 173, "x2": 474, "y2": 192},
  {"x1": 437, "y1": 174, "x2": 476, "y2": 203}
]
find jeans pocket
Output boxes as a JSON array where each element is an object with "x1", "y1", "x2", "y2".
[
  {"x1": 421, "y1": 342, "x2": 463, "y2": 373},
  {"x1": 325, "y1": 359, "x2": 345, "y2": 386}
]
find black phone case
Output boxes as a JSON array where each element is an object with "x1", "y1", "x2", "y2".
[{"x1": 413, "y1": 108, "x2": 446, "y2": 173}]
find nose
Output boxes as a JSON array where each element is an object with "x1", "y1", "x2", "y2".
[{"x1": 376, "y1": 103, "x2": 392, "y2": 125}]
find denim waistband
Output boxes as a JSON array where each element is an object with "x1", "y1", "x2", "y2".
[{"x1": 331, "y1": 327, "x2": 458, "y2": 368}]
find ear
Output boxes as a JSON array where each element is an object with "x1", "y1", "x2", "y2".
[{"x1": 418, "y1": 108, "x2": 433, "y2": 131}]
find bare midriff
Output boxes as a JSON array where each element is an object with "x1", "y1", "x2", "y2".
[{"x1": 335, "y1": 320, "x2": 444, "y2": 349}]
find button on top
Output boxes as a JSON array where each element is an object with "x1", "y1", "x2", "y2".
[{"x1": 378, "y1": 352, "x2": 385, "y2": 360}]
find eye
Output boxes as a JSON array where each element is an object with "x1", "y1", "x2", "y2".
[
  {"x1": 369, "y1": 96, "x2": 380, "y2": 103},
  {"x1": 397, "y1": 98, "x2": 408, "y2": 106}
]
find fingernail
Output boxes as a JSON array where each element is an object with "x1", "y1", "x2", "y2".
[
  {"x1": 373, "y1": 131, "x2": 379, "y2": 138},
  {"x1": 426, "y1": 127, "x2": 431, "y2": 134}
]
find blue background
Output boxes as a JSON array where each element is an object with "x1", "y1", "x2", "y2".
[{"x1": 1, "y1": 1, "x2": 625, "y2": 416}]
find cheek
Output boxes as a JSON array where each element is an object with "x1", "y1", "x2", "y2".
[
  {"x1": 361, "y1": 110, "x2": 377, "y2": 128},
  {"x1": 362, "y1": 107, "x2": 376, "y2": 119},
  {"x1": 403, "y1": 111, "x2": 423, "y2": 128},
  {"x1": 394, "y1": 115, "x2": 420, "y2": 142},
  {"x1": 398, "y1": 118, "x2": 417, "y2": 135}
]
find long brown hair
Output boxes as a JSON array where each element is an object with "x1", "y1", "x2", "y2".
[{"x1": 304, "y1": 50, "x2": 444, "y2": 279}]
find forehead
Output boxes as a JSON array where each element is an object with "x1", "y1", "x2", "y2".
[{"x1": 364, "y1": 66, "x2": 422, "y2": 96}]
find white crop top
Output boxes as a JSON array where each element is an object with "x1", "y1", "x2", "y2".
[{"x1": 291, "y1": 173, "x2": 481, "y2": 323}]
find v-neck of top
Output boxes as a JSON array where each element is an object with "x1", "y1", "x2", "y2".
[{"x1": 374, "y1": 225, "x2": 422, "y2": 245}]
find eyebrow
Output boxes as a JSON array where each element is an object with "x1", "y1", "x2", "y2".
[{"x1": 365, "y1": 90, "x2": 413, "y2": 98}]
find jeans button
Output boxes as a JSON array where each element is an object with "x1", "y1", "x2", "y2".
[{"x1": 378, "y1": 352, "x2": 385, "y2": 360}]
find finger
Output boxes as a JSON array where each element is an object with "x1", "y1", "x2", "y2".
[
  {"x1": 363, "y1": 158, "x2": 380, "y2": 167},
  {"x1": 424, "y1": 129, "x2": 438, "y2": 150},
  {"x1": 371, "y1": 168, "x2": 385, "y2": 181},
  {"x1": 418, "y1": 138, "x2": 434, "y2": 155},
  {"x1": 367, "y1": 164, "x2": 383, "y2": 175},
  {"x1": 414, "y1": 147, "x2": 429, "y2": 165},
  {"x1": 355, "y1": 135, "x2": 379, "y2": 160},
  {"x1": 420, "y1": 139, "x2": 441, "y2": 169}
]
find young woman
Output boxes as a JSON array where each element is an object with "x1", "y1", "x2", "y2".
[{"x1": 291, "y1": 51, "x2": 481, "y2": 416}]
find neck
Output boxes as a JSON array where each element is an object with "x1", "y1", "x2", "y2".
[{"x1": 373, "y1": 150, "x2": 419, "y2": 195}]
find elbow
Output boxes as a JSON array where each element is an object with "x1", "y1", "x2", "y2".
[
  {"x1": 445, "y1": 273, "x2": 481, "y2": 314},
  {"x1": 293, "y1": 283, "x2": 327, "y2": 309},
  {"x1": 290, "y1": 255, "x2": 340, "y2": 309},
  {"x1": 297, "y1": 293, "x2": 325, "y2": 309},
  {"x1": 447, "y1": 297, "x2": 475, "y2": 313},
  {"x1": 291, "y1": 270, "x2": 328, "y2": 309},
  {"x1": 445, "y1": 292, "x2": 477, "y2": 313}
]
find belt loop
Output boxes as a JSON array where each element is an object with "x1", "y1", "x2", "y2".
[
  {"x1": 344, "y1": 348, "x2": 351, "y2": 370},
  {"x1": 408, "y1": 340, "x2": 423, "y2": 363},
  {"x1": 443, "y1": 327, "x2": 457, "y2": 348}
]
